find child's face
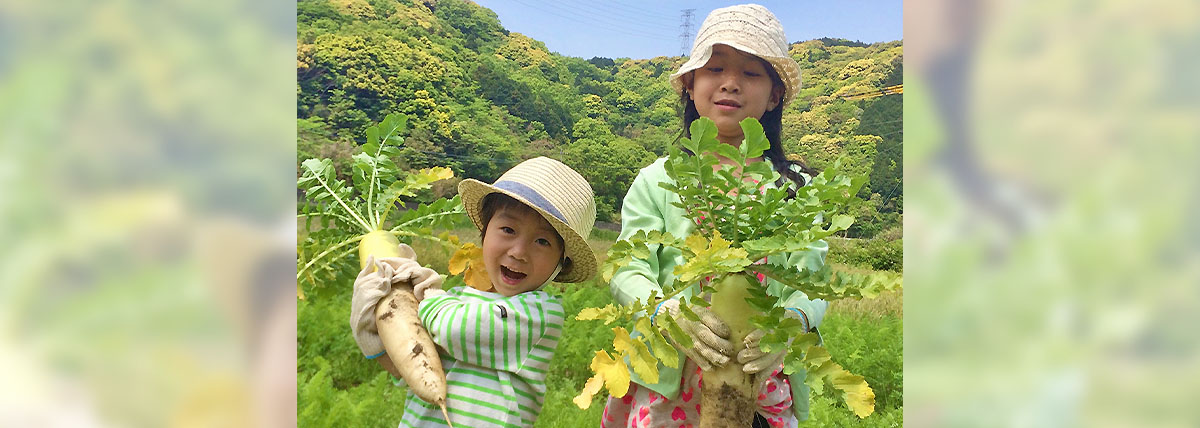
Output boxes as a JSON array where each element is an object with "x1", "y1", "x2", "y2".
[
  {"x1": 481, "y1": 207, "x2": 564, "y2": 297},
  {"x1": 686, "y1": 44, "x2": 783, "y2": 143}
]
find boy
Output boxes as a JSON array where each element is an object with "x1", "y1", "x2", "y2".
[{"x1": 350, "y1": 157, "x2": 597, "y2": 427}]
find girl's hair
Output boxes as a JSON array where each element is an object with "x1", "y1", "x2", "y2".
[{"x1": 677, "y1": 59, "x2": 819, "y2": 198}]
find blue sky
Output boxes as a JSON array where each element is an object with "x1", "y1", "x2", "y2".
[{"x1": 470, "y1": 0, "x2": 903, "y2": 60}]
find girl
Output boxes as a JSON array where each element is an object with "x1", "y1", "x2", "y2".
[{"x1": 604, "y1": 4, "x2": 828, "y2": 428}]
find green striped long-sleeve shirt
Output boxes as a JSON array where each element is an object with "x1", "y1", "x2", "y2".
[{"x1": 399, "y1": 286, "x2": 565, "y2": 428}]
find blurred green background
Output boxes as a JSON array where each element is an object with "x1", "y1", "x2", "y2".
[
  {"x1": 0, "y1": 0, "x2": 296, "y2": 426},
  {"x1": 904, "y1": 0, "x2": 1200, "y2": 426}
]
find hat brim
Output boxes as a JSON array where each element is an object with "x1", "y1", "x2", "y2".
[
  {"x1": 669, "y1": 42, "x2": 802, "y2": 109},
  {"x1": 458, "y1": 178, "x2": 597, "y2": 283}
]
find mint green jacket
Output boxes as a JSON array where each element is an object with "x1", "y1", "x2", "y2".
[{"x1": 611, "y1": 157, "x2": 829, "y2": 421}]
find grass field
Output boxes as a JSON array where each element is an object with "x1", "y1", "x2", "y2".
[{"x1": 298, "y1": 229, "x2": 902, "y2": 427}]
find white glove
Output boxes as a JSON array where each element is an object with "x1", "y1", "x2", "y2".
[
  {"x1": 419, "y1": 287, "x2": 447, "y2": 302},
  {"x1": 377, "y1": 243, "x2": 445, "y2": 302},
  {"x1": 657, "y1": 299, "x2": 734, "y2": 371},
  {"x1": 738, "y1": 309, "x2": 807, "y2": 385},
  {"x1": 349, "y1": 244, "x2": 444, "y2": 358}
]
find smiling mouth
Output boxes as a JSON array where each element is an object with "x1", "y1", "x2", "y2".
[
  {"x1": 500, "y1": 265, "x2": 527, "y2": 284},
  {"x1": 714, "y1": 99, "x2": 741, "y2": 108}
]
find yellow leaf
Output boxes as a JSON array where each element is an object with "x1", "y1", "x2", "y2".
[
  {"x1": 674, "y1": 230, "x2": 750, "y2": 283},
  {"x1": 426, "y1": 166, "x2": 454, "y2": 181},
  {"x1": 447, "y1": 243, "x2": 476, "y2": 274},
  {"x1": 805, "y1": 361, "x2": 838, "y2": 395},
  {"x1": 577, "y1": 306, "x2": 604, "y2": 321},
  {"x1": 612, "y1": 327, "x2": 635, "y2": 353},
  {"x1": 636, "y1": 317, "x2": 680, "y2": 369},
  {"x1": 577, "y1": 304, "x2": 621, "y2": 324},
  {"x1": 448, "y1": 243, "x2": 493, "y2": 291},
  {"x1": 590, "y1": 350, "x2": 630, "y2": 398},
  {"x1": 803, "y1": 344, "x2": 833, "y2": 367},
  {"x1": 463, "y1": 265, "x2": 492, "y2": 291},
  {"x1": 437, "y1": 232, "x2": 462, "y2": 246},
  {"x1": 832, "y1": 371, "x2": 876, "y2": 418},
  {"x1": 684, "y1": 232, "x2": 709, "y2": 254},
  {"x1": 798, "y1": 343, "x2": 876, "y2": 418},
  {"x1": 709, "y1": 231, "x2": 732, "y2": 251},
  {"x1": 613, "y1": 327, "x2": 659, "y2": 384},
  {"x1": 573, "y1": 374, "x2": 605, "y2": 409}
]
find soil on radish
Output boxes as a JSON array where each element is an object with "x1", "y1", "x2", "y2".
[{"x1": 701, "y1": 382, "x2": 755, "y2": 424}]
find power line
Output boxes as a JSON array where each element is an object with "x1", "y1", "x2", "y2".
[
  {"x1": 604, "y1": 0, "x2": 680, "y2": 21},
  {"x1": 500, "y1": 0, "x2": 676, "y2": 41},
  {"x1": 554, "y1": 0, "x2": 679, "y2": 31},
  {"x1": 551, "y1": 0, "x2": 677, "y2": 30},
  {"x1": 399, "y1": 146, "x2": 658, "y2": 177},
  {"x1": 837, "y1": 84, "x2": 904, "y2": 101},
  {"x1": 852, "y1": 118, "x2": 904, "y2": 128}
]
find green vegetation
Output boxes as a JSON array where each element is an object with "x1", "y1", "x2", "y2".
[
  {"x1": 298, "y1": 229, "x2": 903, "y2": 427},
  {"x1": 575, "y1": 118, "x2": 899, "y2": 424},
  {"x1": 828, "y1": 234, "x2": 904, "y2": 273},
  {"x1": 297, "y1": 0, "x2": 902, "y2": 232},
  {"x1": 297, "y1": 113, "x2": 472, "y2": 297}
]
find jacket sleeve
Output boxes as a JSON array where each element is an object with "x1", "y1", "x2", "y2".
[
  {"x1": 609, "y1": 167, "x2": 667, "y2": 307},
  {"x1": 418, "y1": 289, "x2": 564, "y2": 376},
  {"x1": 767, "y1": 239, "x2": 830, "y2": 331}
]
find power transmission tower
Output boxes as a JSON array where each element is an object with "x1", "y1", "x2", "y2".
[{"x1": 679, "y1": 9, "x2": 696, "y2": 56}]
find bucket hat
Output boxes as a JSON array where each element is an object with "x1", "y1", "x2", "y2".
[
  {"x1": 458, "y1": 157, "x2": 597, "y2": 283},
  {"x1": 669, "y1": 4, "x2": 802, "y2": 109}
]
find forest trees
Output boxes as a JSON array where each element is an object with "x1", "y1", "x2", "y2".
[{"x1": 297, "y1": 0, "x2": 902, "y2": 234}]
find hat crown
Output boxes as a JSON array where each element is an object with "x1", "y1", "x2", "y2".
[
  {"x1": 491, "y1": 157, "x2": 596, "y2": 237},
  {"x1": 691, "y1": 4, "x2": 788, "y2": 59},
  {"x1": 670, "y1": 4, "x2": 802, "y2": 108}
]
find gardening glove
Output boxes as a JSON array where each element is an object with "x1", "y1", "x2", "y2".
[
  {"x1": 349, "y1": 245, "x2": 444, "y2": 358},
  {"x1": 738, "y1": 308, "x2": 808, "y2": 386},
  {"x1": 377, "y1": 247, "x2": 444, "y2": 295},
  {"x1": 350, "y1": 255, "x2": 397, "y2": 358},
  {"x1": 419, "y1": 287, "x2": 447, "y2": 302},
  {"x1": 370, "y1": 243, "x2": 444, "y2": 302},
  {"x1": 657, "y1": 299, "x2": 734, "y2": 371}
]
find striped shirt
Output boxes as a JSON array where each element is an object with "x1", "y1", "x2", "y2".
[{"x1": 399, "y1": 286, "x2": 565, "y2": 428}]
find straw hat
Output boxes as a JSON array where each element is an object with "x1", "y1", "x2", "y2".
[
  {"x1": 458, "y1": 157, "x2": 597, "y2": 283},
  {"x1": 669, "y1": 4, "x2": 802, "y2": 109}
]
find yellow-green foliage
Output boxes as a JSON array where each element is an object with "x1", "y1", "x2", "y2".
[
  {"x1": 298, "y1": 0, "x2": 902, "y2": 230},
  {"x1": 297, "y1": 234, "x2": 903, "y2": 427}
]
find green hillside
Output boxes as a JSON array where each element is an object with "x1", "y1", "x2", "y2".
[{"x1": 297, "y1": 0, "x2": 901, "y2": 232}]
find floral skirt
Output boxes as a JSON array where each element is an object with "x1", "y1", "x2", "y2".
[{"x1": 600, "y1": 360, "x2": 797, "y2": 428}]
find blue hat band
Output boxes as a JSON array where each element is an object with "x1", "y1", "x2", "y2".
[{"x1": 493, "y1": 181, "x2": 568, "y2": 225}]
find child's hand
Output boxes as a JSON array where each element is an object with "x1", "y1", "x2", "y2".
[
  {"x1": 738, "y1": 309, "x2": 807, "y2": 386},
  {"x1": 350, "y1": 255, "x2": 397, "y2": 358},
  {"x1": 373, "y1": 243, "x2": 444, "y2": 301},
  {"x1": 659, "y1": 299, "x2": 734, "y2": 370},
  {"x1": 349, "y1": 246, "x2": 444, "y2": 358},
  {"x1": 738, "y1": 329, "x2": 785, "y2": 387},
  {"x1": 417, "y1": 287, "x2": 446, "y2": 302}
]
